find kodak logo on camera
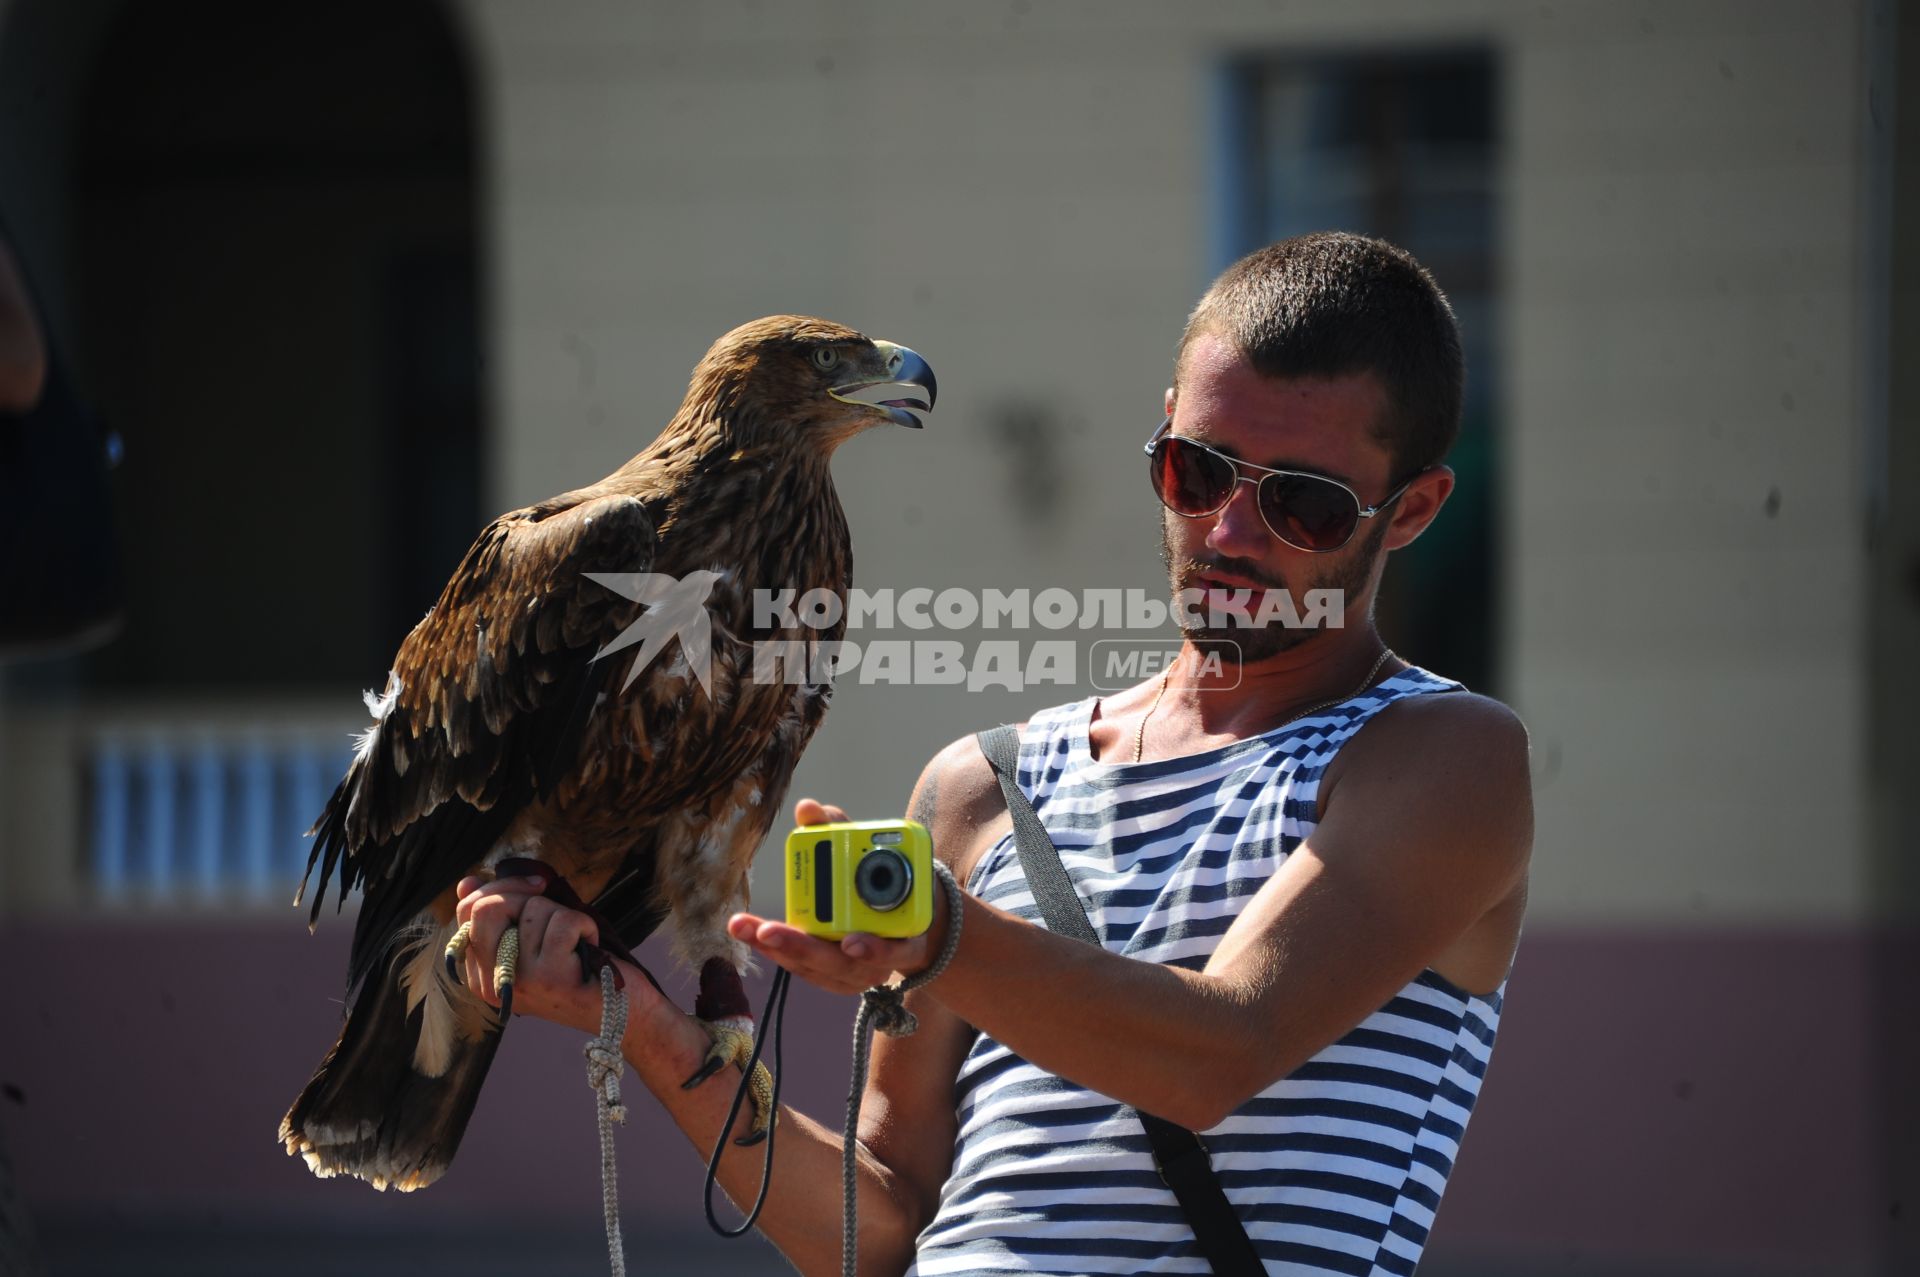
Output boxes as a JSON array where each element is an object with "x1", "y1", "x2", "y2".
[{"x1": 784, "y1": 819, "x2": 934, "y2": 941}]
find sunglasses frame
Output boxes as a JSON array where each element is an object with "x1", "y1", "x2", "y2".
[{"x1": 1144, "y1": 417, "x2": 1422, "y2": 553}]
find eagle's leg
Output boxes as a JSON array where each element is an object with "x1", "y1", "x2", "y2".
[
  {"x1": 494, "y1": 926, "x2": 520, "y2": 1019},
  {"x1": 682, "y1": 956, "x2": 776, "y2": 1146},
  {"x1": 440, "y1": 920, "x2": 521, "y2": 1018}
]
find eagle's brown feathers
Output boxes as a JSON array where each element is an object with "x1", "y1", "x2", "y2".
[{"x1": 281, "y1": 315, "x2": 931, "y2": 1190}]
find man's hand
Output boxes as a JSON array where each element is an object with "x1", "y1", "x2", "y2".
[
  {"x1": 453, "y1": 872, "x2": 653, "y2": 1034},
  {"x1": 725, "y1": 798, "x2": 947, "y2": 997}
]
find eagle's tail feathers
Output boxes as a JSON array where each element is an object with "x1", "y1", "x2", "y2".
[{"x1": 279, "y1": 940, "x2": 501, "y2": 1192}]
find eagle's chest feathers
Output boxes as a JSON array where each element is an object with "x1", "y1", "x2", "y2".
[{"x1": 558, "y1": 518, "x2": 846, "y2": 836}]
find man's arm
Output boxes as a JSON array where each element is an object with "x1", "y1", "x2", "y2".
[
  {"x1": 451, "y1": 741, "x2": 1010, "y2": 1276},
  {"x1": 735, "y1": 693, "x2": 1532, "y2": 1132}
]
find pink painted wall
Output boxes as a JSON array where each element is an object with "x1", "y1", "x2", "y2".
[{"x1": 2, "y1": 920, "x2": 1908, "y2": 1274}]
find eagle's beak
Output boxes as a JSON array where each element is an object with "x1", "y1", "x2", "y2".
[{"x1": 830, "y1": 341, "x2": 937, "y2": 429}]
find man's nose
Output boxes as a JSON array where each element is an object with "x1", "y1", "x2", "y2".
[{"x1": 1205, "y1": 477, "x2": 1270, "y2": 558}]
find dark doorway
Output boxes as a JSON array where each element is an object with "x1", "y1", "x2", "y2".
[{"x1": 54, "y1": 0, "x2": 484, "y2": 693}]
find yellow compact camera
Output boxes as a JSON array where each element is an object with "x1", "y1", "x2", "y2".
[{"x1": 784, "y1": 819, "x2": 934, "y2": 941}]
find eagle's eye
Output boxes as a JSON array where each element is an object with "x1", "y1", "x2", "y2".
[{"x1": 810, "y1": 346, "x2": 841, "y2": 372}]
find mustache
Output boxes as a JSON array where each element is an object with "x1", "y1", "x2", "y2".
[{"x1": 1176, "y1": 555, "x2": 1289, "y2": 594}]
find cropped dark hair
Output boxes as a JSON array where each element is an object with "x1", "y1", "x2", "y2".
[{"x1": 1175, "y1": 232, "x2": 1465, "y2": 478}]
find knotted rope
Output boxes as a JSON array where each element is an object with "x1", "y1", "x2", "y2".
[
  {"x1": 586, "y1": 964, "x2": 630, "y2": 1277},
  {"x1": 841, "y1": 858, "x2": 965, "y2": 1277}
]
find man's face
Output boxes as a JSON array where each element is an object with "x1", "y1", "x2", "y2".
[{"x1": 1158, "y1": 333, "x2": 1400, "y2": 664}]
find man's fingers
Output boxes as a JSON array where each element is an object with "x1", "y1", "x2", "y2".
[
  {"x1": 793, "y1": 797, "x2": 851, "y2": 826},
  {"x1": 455, "y1": 873, "x2": 545, "y2": 927},
  {"x1": 464, "y1": 948, "x2": 487, "y2": 1004},
  {"x1": 518, "y1": 896, "x2": 557, "y2": 966},
  {"x1": 540, "y1": 909, "x2": 601, "y2": 981}
]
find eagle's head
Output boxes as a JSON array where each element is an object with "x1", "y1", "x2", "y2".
[{"x1": 682, "y1": 315, "x2": 937, "y2": 449}]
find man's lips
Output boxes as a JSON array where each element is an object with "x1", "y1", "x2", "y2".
[{"x1": 1193, "y1": 572, "x2": 1284, "y2": 597}]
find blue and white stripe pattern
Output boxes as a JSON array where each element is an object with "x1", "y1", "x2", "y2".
[{"x1": 909, "y1": 667, "x2": 1503, "y2": 1276}]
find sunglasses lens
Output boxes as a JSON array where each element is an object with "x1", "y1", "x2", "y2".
[
  {"x1": 1260, "y1": 475, "x2": 1359, "y2": 551},
  {"x1": 1151, "y1": 436, "x2": 1235, "y2": 516}
]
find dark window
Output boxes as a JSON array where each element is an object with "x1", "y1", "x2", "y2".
[{"x1": 1215, "y1": 51, "x2": 1501, "y2": 693}]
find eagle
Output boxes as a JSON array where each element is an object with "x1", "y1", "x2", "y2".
[{"x1": 279, "y1": 315, "x2": 934, "y2": 1192}]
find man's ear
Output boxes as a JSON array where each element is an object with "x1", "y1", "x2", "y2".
[
  {"x1": 1164, "y1": 386, "x2": 1177, "y2": 417},
  {"x1": 1384, "y1": 465, "x2": 1455, "y2": 552}
]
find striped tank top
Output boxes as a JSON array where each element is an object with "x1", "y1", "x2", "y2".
[{"x1": 909, "y1": 666, "x2": 1504, "y2": 1276}]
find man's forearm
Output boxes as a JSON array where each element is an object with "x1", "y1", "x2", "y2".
[
  {"x1": 612, "y1": 964, "x2": 919, "y2": 1276},
  {"x1": 920, "y1": 895, "x2": 1284, "y2": 1131},
  {"x1": 728, "y1": 876, "x2": 1285, "y2": 1131}
]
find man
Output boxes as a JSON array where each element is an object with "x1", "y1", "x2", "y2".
[{"x1": 456, "y1": 232, "x2": 1532, "y2": 1274}]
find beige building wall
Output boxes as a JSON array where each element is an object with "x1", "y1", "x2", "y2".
[
  {"x1": 1508, "y1": 3, "x2": 1881, "y2": 927},
  {"x1": 461, "y1": 0, "x2": 1885, "y2": 926},
  {"x1": 1, "y1": 4, "x2": 1906, "y2": 1273}
]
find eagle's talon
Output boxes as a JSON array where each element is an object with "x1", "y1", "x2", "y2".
[
  {"x1": 681, "y1": 1052, "x2": 728, "y2": 1090},
  {"x1": 443, "y1": 920, "x2": 474, "y2": 982},
  {"x1": 574, "y1": 937, "x2": 629, "y2": 991},
  {"x1": 685, "y1": 1018, "x2": 776, "y2": 1141}
]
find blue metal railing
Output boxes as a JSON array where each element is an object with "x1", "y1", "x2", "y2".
[{"x1": 87, "y1": 731, "x2": 357, "y2": 905}]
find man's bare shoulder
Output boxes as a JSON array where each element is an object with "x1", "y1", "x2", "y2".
[
  {"x1": 1329, "y1": 688, "x2": 1529, "y2": 791},
  {"x1": 908, "y1": 727, "x2": 1024, "y2": 882},
  {"x1": 1319, "y1": 687, "x2": 1533, "y2": 900}
]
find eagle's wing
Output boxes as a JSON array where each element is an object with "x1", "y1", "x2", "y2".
[{"x1": 298, "y1": 491, "x2": 656, "y2": 995}]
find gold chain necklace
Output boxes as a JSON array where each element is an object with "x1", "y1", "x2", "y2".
[
  {"x1": 1132, "y1": 645, "x2": 1397, "y2": 764},
  {"x1": 1131, "y1": 671, "x2": 1172, "y2": 764}
]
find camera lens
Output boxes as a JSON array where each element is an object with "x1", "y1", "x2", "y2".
[{"x1": 854, "y1": 847, "x2": 913, "y2": 912}]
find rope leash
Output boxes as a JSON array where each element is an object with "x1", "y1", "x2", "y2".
[
  {"x1": 841, "y1": 859, "x2": 964, "y2": 1277},
  {"x1": 572, "y1": 857, "x2": 963, "y2": 1276},
  {"x1": 580, "y1": 941, "x2": 787, "y2": 1269},
  {"x1": 586, "y1": 964, "x2": 630, "y2": 1277}
]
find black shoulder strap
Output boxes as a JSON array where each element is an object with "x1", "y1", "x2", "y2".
[{"x1": 975, "y1": 725, "x2": 1265, "y2": 1277}]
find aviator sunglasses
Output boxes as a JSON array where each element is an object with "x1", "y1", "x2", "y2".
[{"x1": 1145, "y1": 417, "x2": 1421, "y2": 553}]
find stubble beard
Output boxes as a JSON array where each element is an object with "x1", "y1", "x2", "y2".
[{"x1": 1158, "y1": 514, "x2": 1389, "y2": 665}]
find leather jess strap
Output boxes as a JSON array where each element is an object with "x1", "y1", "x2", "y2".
[{"x1": 974, "y1": 725, "x2": 1265, "y2": 1277}]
